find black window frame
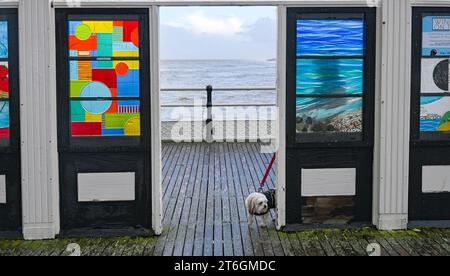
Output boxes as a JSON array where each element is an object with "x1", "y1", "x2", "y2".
[
  {"x1": 411, "y1": 8, "x2": 450, "y2": 145},
  {"x1": 286, "y1": 7, "x2": 376, "y2": 148},
  {"x1": 0, "y1": 9, "x2": 19, "y2": 153},
  {"x1": 56, "y1": 9, "x2": 151, "y2": 153}
]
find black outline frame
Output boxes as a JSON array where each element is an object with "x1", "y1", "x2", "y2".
[
  {"x1": 287, "y1": 9, "x2": 376, "y2": 147},
  {"x1": 0, "y1": 8, "x2": 21, "y2": 234},
  {"x1": 411, "y1": 9, "x2": 450, "y2": 144},
  {"x1": 57, "y1": 10, "x2": 151, "y2": 151},
  {"x1": 56, "y1": 9, "x2": 153, "y2": 236},
  {"x1": 285, "y1": 7, "x2": 376, "y2": 226}
]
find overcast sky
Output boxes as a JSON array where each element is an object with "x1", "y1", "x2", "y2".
[{"x1": 160, "y1": 7, "x2": 277, "y2": 60}]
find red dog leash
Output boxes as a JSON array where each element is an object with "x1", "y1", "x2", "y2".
[{"x1": 259, "y1": 153, "x2": 276, "y2": 193}]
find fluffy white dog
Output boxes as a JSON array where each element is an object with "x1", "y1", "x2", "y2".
[{"x1": 245, "y1": 190, "x2": 276, "y2": 228}]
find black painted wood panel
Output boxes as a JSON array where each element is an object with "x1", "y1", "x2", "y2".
[
  {"x1": 285, "y1": 7, "x2": 376, "y2": 225},
  {"x1": 0, "y1": 9, "x2": 21, "y2": 234}
]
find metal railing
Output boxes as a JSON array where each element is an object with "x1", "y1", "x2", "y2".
[{"x1": 160, "y1": 86, "x2": 277, "y2": 142}]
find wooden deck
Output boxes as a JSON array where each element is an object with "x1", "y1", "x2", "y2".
[
  {"x1": 157, "y1": 142, "x2": 278, "y2": 257},
  {"x1": 1, "y1": 143, "x2": 450, "y2": 256}
]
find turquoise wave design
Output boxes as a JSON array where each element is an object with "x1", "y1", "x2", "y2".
[{"x1": 297, "y1": 59, "x2": 363, "y2": 95}]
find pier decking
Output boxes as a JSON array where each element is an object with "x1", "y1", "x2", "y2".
[
  {"x1": 1, "y1": 143, "x2": 450, "y2": 256},
  {"x1": 157, "y1": 142, "x2": 278, "y2": 256}
]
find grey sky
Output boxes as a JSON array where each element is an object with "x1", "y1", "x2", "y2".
[{"x1": 160, "y1": 7, "x2": 277, "y2": 60}]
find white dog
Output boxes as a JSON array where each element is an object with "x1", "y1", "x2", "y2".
[{"x1": 245, "y1": 190, "x2": 276, "y2": 228}]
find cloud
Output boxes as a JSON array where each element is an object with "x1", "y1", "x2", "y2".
[
  {"x1": 243, "y1": 17, "x2": 277, "y2": 43},
  {"x1": 165, "y1": 12, "x2": 244, "y2": 36},
  {"x1": 160, "y1": 15, "x2": 276, "y2": 60}
]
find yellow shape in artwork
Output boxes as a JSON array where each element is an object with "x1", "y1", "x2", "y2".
[
  {"x1": 124, "y1": 117, "x2": 141, "y2": 136},
  {"x1": 83, "y1": 21, "x2": 113, "y2": 34},
  {"x1": 85, "y1": 113, "x2": 102, "y2": 123},
  {"x1": 113, "y1": 51, "x2": 139, "y2": 58},
  {"x1": 113, "y1": 60, "x2": 139, "y2": 70},
  {"x1": 438, "y1": 122, "x2": 450, "y2": 132}
]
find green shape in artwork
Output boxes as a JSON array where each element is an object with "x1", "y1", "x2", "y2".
[
  {"x1": 95, "y1": 60, "x2": 113, "y2": 69},
  {"x1": 70, "y1": 101, "x2": 85, "y2": 122},
  {"x1": 71, "y1": 80, "x2": 90, "y2": 97},
  {"x1": 113, "y1": 27, "x2": 123, "y2": 43},
  {"x1": 75, "y1": 24, "x2": 92, "y2": 41},
  {"x1": 441, "y1": 112, "x2": 450, "y2": 125},
  {"x1": 97, "y1": 33, "x2": 113, "y2": 57},
  {"x1": 104, "y1": 113, "x2": 140, "y2": 128}
]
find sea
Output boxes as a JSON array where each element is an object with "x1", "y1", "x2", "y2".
[{"x1": 160, "y1": 60, "x2": 277, "y2": 121}]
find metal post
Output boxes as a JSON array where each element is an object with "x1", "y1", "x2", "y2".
[{"x1": 206, "y1": 85, "x2": 213, "y2": 143}]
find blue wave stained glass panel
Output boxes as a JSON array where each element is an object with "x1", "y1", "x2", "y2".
[
  {"x1": 0, "y1": 21, "x2": 8, "y2": 59},
  {"x1": 297, "y1": 59, "x2": 363, "y2": 95},
  {"x1": 297, "y1": 20, "x2": 364, "y2": 56},
  {"x1": 296, "y1": 97, "x2": 362, "y2": 133}
]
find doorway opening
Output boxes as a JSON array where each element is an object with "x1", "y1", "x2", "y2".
[{"x1": 156, "y1": 6, "x2": 279, "y2": 256}]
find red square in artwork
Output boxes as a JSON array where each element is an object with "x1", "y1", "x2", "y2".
[
  {"x1": 123, "y1": 21, "x2": 139, "y2": 42},
  {"x1": 0, "y1": 128, "x2": 10, "y2": 138},
  {"x1": 92, "y1": 69, "x2": 117, "y2": 90},
  {"x1": 71, "y1": 122, "x2": 102, "y2": 137}
]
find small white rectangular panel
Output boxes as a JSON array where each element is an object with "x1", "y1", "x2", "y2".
[
  {"x1": 301, "y1": 168, "x2": 356, "y2": 197},
  {"x1": 0, "y1": 175, "x2": 6, "y2": 204},
  {"x1": 78, "y1": 173, "x2": 136, "y2": 202},
  {"x1": 422, "y1": 166, "x2": 450, "y2": 193}
]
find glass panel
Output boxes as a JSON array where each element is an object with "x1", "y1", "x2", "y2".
[
  {"x1": 0, "y1": 61, "x2": 8, "y2": 99},
  {"x1": 297, "y1": 19, "x2": 364, "y2": 56},
  {"x1": 302, "y1": 196, "x2": 355, "y2": 225},
  {"x1": 296, "y1": 97, "x2": 362, "y2": 133},
  {"x1": 0, "y1": 21, "x2": 8, "y2": 59},
  {"x1": 0, "y1": 21, "x2": 9, "y2": 146},
  {"x1": 70, "y1": 99, "x2": 140, "y2": 137},
  {"x1": 69, "y1": 20, "x2": 139, "y2": 58},
  {"x1": 420, "y1": 96, "x2": 450, "y2": 132},
  {"x1": 422, "y1": 16, "x2": 450, "y2": 57},
  {"x1": 70, "y1": 60, "x2": 140, "y2": 98},
  {"x1": 0, "y1": 101, "x2": 9, "y2": 138},
  {"x1": 421, "y1": 58, "x2": 450, "y2": 93},
  {"x1": 297, "y1": 59, "x2": 363, "y2": 95}
]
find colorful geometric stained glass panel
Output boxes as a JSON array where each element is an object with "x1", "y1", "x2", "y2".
[
  {"x1": 296, "y1": 97, "x2": 362, "y2": 133},
  {"x1": 297, "y1": 59, "x2": 363, "y2": 95},
  {"x1": 70, "y1": 60, "x2": 140, "y2": 98},
  {"x1": 297, "y1": 20, "x2": 364, "y2": 57},
  {"x1": 70, "y1": 100, "x2": 140, "y2": 137},
  {"x1": 0, "y1": 101, "x2": 10, "y2": 138},
  {"x1": 0, "y1": 62, "x2": 9, "y2": 99},
  {"x1": 0, "y1": 21, "x2": 8, "y2": 59},
  {"x1": 0, "y1": 20, "x2": 9, "y2": 143},
  {"x1": 420, "y1": 96, "x2": 450, "y2": 132},
  {"x1": 69, "y1": 20, "x2": 139, "y2": 58}
]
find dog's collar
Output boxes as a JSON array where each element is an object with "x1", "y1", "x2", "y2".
[{"x1": 254, "y1": 210, "x2": 270, "y2": 216}]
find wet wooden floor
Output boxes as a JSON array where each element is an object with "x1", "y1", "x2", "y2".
[
  {"x1": 1, "y1": 143, "x2": 450, "y2": 256},
  {"x1": 157, "y1": 142, "x2": 278, "y2": 256}
]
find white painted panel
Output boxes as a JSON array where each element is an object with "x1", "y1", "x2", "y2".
[
  {"x1": 421, "y1": 58, "x2": 450, "y2": 93},
  {"x1": 78, "y1": 173, "x2": 136, "y2": 202},
  {"x1": 374, "y1": 0, "x2": 412, "y2": 230},
  {"x1": 422, "y1": 166, "x2": 450, "y2": 193},
  {"x1": 302, "y1": 169, "x2": 356, "y2": 197},
  {"x1": 0, "y1": 175, "x2": 6, "y2": 204},
  {"x1": 20, "y1": 0, "x2": 60, "y2": 240}
]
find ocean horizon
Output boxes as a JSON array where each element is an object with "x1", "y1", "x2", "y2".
[{"x1": 160, "y1": 59, "x2": 277, "y2": 121}]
